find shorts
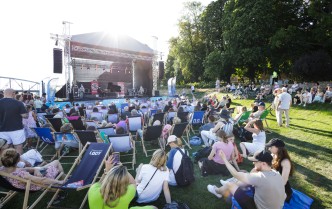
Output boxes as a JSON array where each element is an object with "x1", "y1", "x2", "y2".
[
  {"x1": 0, "y1": 129, "x2": 26, "y2": 145},
  {"x1": 234, "y1": 187, "x2": 257, "y2": 209}
]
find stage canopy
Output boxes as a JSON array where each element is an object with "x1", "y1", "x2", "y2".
[{"x1": 70, "y1": 32, "x2": 155, "y2": 96}]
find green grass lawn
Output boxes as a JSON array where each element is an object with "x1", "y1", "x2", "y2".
[{"x1": 2, "y1": 89, "x2": 332, "y2": 209}]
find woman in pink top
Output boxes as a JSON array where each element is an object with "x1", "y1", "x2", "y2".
[{"x1": 198, "y1": 130, "x2": 239, "y2": 177}]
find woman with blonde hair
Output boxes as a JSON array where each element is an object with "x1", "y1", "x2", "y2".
[
  {"x1": 135, "y1": 149, "x2": 171, "y2": 204},
  {"x1": 88, "y1": 156, "x2": 156, "y2": 209},
  {"x1": 198, "y1": 130, "x2": 239, "y2": 177}
]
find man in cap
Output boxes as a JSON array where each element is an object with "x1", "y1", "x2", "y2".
[
  {"x1": 207, "y1": 150, "x2": 285, "y2": 209},
  {"x1": 277, "y1": 87, "x2": 292, "y2": 127},
  {"x1": 0, "y1": 88, "x2": 28, "y2": 154},
  {"x1": 200, "y1": 109, "x2": 233, "y2": 147}
]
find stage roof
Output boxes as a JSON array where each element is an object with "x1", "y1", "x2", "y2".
[{"x1": 71, "y1": 32, "x2": 154, "y2": 55}]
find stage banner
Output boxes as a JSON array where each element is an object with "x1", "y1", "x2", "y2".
[
  {"x1": 117, "y1": 82, "x2": 125, "y2": 97},
  {"x1": 91, "y1": 80, "x2": 99, "y2": 95}
]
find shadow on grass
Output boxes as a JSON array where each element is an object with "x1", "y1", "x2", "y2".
[{"x1": 289, "y1": 124, "x2": 332, "y2": 139}]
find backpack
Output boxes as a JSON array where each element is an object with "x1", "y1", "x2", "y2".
[
  {"x1": 193, "y1": 147, "x2": 212, "y2": 163},
  {"x1": 173, "y1": 148, "x2": 195, "y2": 186},
  {"x1": 222, "y1": 121, "x2": 233, "y2": 136},
  {"x1": 163, "y1": 200, "x2": 191, "y2": 209}
]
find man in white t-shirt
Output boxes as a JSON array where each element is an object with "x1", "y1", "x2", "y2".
[{"x1": 277, "y1": 87, "x2": 292, "y2": 127}]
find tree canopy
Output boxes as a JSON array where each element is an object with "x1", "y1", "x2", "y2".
[{"x1": 165, "y1": 0, "x2": 332, "y2": 84}]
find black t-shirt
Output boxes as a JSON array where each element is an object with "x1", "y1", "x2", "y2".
[{"x1": 0, "y1": 98, "x2": 27, "y2": 131}]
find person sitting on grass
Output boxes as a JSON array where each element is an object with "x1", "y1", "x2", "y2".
[
  {"x1": 266, "y1": 138, "x2": 294, "y2": 203},
  {"x1": 323, "y1": 86, "x2": 332, "y2": 103},
  {"x1": 0, "y1": 148, "x2": 65, "y2": 190},
  {"x1": 135, "y1": 149, "x2": 171, "y2": 204},
  {"x1": 198, "y1": 130, "x2": 239, "y2": 177},
  {"x1": 207, "y1": 150, "x2": 285, "y2": 209},
  {"x1": 166, "y1": 135, "x2": 188, "y2": 186},
  {"x1": 239, "y1": 119, "x2": 266, "y2": 158},
  {"x1": 312, "y1": 88, "x2": 324, "y2": 103},
  {"x1": 88, "y1": 156, "x2": 156, "y2": 209}
]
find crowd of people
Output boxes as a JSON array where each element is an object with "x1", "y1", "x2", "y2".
[{"x1": 0, "y1": 81, "x2": 319, "y2": 209}]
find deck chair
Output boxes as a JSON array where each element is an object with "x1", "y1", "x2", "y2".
[
  {"x1": 177, "y1": 112, "x2": 190, "y2": 122},
  {"x1": 149, "y1": 109, "x2": 158, "y2": 118},
  {"x1": 189, "y1": 111, "x2": 205, "y2": 134},
  {"x1": 97, "y1": 127, "x2": 116, "y2": 143},
  {"x1": 74, "y1": 130, "x2": 99, "y2": 153},
  {"x1": 32, "y1": 127, "x2": 57, "y2": 159},
  {"x1": 170, "y1": 122, "x2": 191, "y2": 149},
  {"x1": 166, "y1": 111, "x2": 177, "y2": 124},
  {"x1": 44, "y1": 114, "x2": 56, "y2": 119},
  {"x1": 68, "y1": 117, "x2": 86, "y2": 130},
  {"x1": 151, "y1": 113, "x2": 165, "y2": 126},
  {"x1": 47, "y1": 143, "x2": 112, "y2": 209},
  {"x1": 234, "y1": 111, "x2": 252, "y2": 127},
  {"x1": 85, "y1": 120, "x2": 98, "y2": 128},
  {"x1": 107, "y1": 113, "x2": 119, "y2": 123},
  {"x1": 259, "y1": 109, "x2": 270, "y2": 131},
  {"x1": 46, "y1": 118, "x2": 63, "y2": 132},
  {"x1": 128, "y1": 116, "x2": 143, "y2": 132},
  {"x1": 140, "y1": 125, "x2": 163, "y2": 157},
  {"x1": 53, "y1": 132, "x2": 79, "y2": 161},
  {"x1": 108, "y1": 134, "x2": 136, "y2": 170},
  {"x1": 0, "y1": 171, "x2": 63, "y2": 209},
  {"x1": 36, "y1": 113, "x2": 47, "y2": 126},
  {"x1": 90, "y1": 112, "x2": 103, "y2": 122},
  {"x1": 84, "y1": 109, "x2": 92, "y2": 119}
]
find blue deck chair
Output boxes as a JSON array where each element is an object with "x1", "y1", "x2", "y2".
[
  {"x1": 149, "y1": 109, "x2": 158, "y2": 117},
  {"x1": 33, "y1": 127, "x2": 57, "y2": 159},
  {"x1": 189, "y1": 111, "x2": 205, "y2": 134},
  {"x1": 107, "y1": 113, "x2": 119, "y2": 123},
  {"x1": 108, "y1": 134, "x2": 136, "y2": 170},
  {"x1": 120, "y1": 103, "x2": 129, "y2": 114},
  {"x1": 47, "y1": 143, "x2": 112, "y2": 209}
]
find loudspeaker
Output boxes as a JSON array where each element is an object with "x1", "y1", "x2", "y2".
[
  {"x1": 53, "y1": 48, "x2": 63, "y2": 74},
  {"x1": 154, "y1": 90, "x2": 160, "y2": 97},
  {"x1": 69, "y1": 93, "x2": 74, "y2": 102},
  {"x1": 159, "y1": 61, "x2": 164, "y2": 79}
]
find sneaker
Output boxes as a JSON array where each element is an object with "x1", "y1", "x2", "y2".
[
  {"x1": 220, "y1": 179, "x2": 228, "y2": 186},
  {"x1": 303, "y1": 104, "x2": 306, "y2": 107},
  {"x1": 207, "y1": 185, "x2": 222, "y2": 198}
]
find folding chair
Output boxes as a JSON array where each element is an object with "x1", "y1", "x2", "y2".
[
  {"x1": 47, "y1": 143, "x2": 112, "y2": 209},
  {"x1": 189, "y1": 111, "x2": 205, "y2": 134},
  {"x1": 108, "y1": 134, "x2": 136, "y2": 170},
  {"x1": 140, "y1": 125, "x2": 163, "y2": 157},
  {"x1": 107, "y1": 113, "x2": 119, "y2": 123},
  {"x1": 151, "y1": 113, "x2": 165, "y2": 126},
  {"x1": 46, "y1": 118, "x2": 63, "y2": 132},
  {"x1": 74, "y1": 130, "x2": 99, "y2": 153},
  {"x1": 33, "y1": 127, "x2": 57, "y2": 160},
  {"x1": 0, "y1": 170, "x2": 63, "y2": 209},
  {"x1": 90, "y1": 112, "x2": 103, "y2": 122},
  {"x1": 259, "y1": 110, "x2": 271, "y2": 132},
  {"x1": 68, "y1": 117, "x2": 86, "y2": 130},
  {"x1": 128, "y1": 116, "x2": 143, "y2": 132},
  {"x1": 177, "y1": 112, "x2": 190, "y2": 122},
  {"x1": 234, "y1": 111, "x2": 252, "y2": 127},
  {"x1": 170, "y1": 122, "x2": 191, "y2": 149}
]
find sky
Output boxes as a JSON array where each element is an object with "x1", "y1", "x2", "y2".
[{"x1": 0, "y1": 0, "x2": 212, "y2": 85}]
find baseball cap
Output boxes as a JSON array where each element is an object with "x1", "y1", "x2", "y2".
[
  {"x1": 258, "y1": 102, "x2": 265, "y2": 107},
  {"x1": 167, "y1": 135, "x2": 177, "y2": 145},
  {"x1": 0, "y1": 138, "x2": 8, "y2": 149},
  {"x1": 248, "y1": 150, "x2": 273, "y2": 163},
  {"x1": 266, "y1": 138, "x2": 285, "y2": 148}
]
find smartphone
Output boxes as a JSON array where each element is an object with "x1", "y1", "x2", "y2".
[{"x1": 112, "y1": 152, "x2": 120, "y2": 165}]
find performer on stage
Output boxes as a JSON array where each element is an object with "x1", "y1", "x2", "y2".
[{"x1": 79, "y1": 84, "x2": 85, "y2": 99}]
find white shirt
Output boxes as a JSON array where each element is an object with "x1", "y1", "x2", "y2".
[
  {"x1": 278, "y1": 92, "x2": 292, "y2": 109},
  {"x1": 168, "y1": 148, "x2": 186, "y2": 186},
  {"x1": 136, "y1": 164, "x2": 170, "y2": 203}
]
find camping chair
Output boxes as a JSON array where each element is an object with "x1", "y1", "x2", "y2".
[
  {"x1": 68, "y1": 117, "x2": 86, "y2": 130},
  {"x1": 74, "y1": 130, "x2": 99, "y2": 153},
  {"x1": 108, "y1": 134, "x2": 136, "y2": 170},
  {"x1": 47, "y1": 143, "x2": 112, "y2": 209},
  {"x1": 128, "y1": 116, "x2": 143, "y2": 133},
  {"x1": 177, "y1": 112, "x2": 190, "y2": 122},
  {"x1": 140, "y1": 125, "x2": 163, "y2": 156},
  {"x1": 107, "y1": 113, "x2": 119, "y2": 123},
  {"x1": 32, "y1": 127, "x2": 57, "y2": 160},
  {"x1": 170, "y1": 122, "x2": 191, "y2": 149},
  {"x1": 0, "y1": 171, "x2": 63, "y2": 209},
  {"x1": 189, "y1": 111, "x2": 205, "y2": 134},
  {"x1": 46, "y1": 118, "x2": 63, "y2": 132},
  {"x1": 90, "y1": 112, "x2": 103, "y2": 122}
]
